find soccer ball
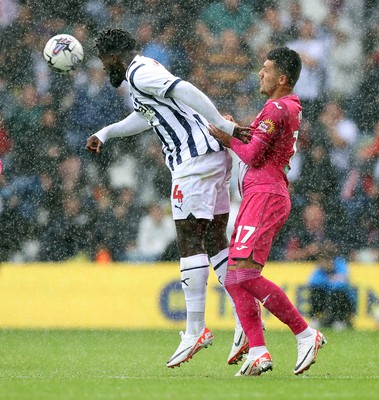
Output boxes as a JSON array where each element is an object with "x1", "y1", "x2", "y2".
[{"x1": 43, "y1": 34, "x2": 84, "y2": 74}]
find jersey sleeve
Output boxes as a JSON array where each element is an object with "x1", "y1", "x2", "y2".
[
  {"x1": 131, "y1": 61, "x2": 182, "y2": 98},
  {"x1": 230, "y1": 101, "x2": 285, "y2": 166}
]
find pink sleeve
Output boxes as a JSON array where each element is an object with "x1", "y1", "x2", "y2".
[{"x1": 230, "y1": 136, "x2": 269, "y2": 167}]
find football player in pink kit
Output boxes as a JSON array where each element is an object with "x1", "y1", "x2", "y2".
[{"x1": 209, "y1": 47, "x2": 326, "y2": 377}]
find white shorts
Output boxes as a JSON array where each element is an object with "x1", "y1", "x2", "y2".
[{"x1": 170, "y1": 150, "x2": 232, "y2": 220}]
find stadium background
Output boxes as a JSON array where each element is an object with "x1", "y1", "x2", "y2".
[{"x1": 0, "y1": 0, "x2": 378, "y2": 333}]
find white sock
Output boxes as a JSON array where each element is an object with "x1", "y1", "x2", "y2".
[
  {"x1": 180, "y1": 254, "x2": 210, "y2": 336},
  {"x1": 210, "y1": 248, "x2": 241, "y2": 327},
  {"x1": 249, "y1": 346, "x2": 269, "y2": 360},
  {"x1": 296, "y1": 327, "x2": 315, "y2": 341},
  {"x1": 186, "y1": 312, "x2": 205, "y2": 336}
]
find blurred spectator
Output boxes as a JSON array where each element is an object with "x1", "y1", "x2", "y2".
[
  {"x1": 287, "y1": 18, "x2": 327, "y2": 119},
  {"x1": 279, "y1": 0, "x2": 302, "y2": 43},
  {"x1": 109, "y1": 187, "x2": 141, "y2": 261},
  {"x1": 196, "y1": 0, "x2": 255, "y2": 47},
  {"x1": 285, "y1": 202, "x2": 346, "y2": 261},
  {"x1": 245, "y1": 3, "x2": 294, "y2": 55},
  {"x1": 137, "y1": 22, "x2": 173, "y2": 69},
  {"x1": 199, "y1": 29, "x2": 252, "y2": 113},
  {"x1": 0, "y1": 78, "x2": 17, "y2": 121},
  {"x1": 317, "y1": 101, "x2": 359, "y2": 188},
  {"x1": 64, "y1": 57, "x2": 125, "y2": 156},
  {"x1": 134, "y1": 134, "x2": 171, "y2": 207},
  {"x1": 7, "y1": 84, "x2": 44, "y2": 176},
  {"x1": 0, "y1": 4, "x2": 35, "y2": 88},
  {"x1": 39, "y1": 195, "x2": 92, "y2": 261},
  {"x1": 124, "y1": 202, "x2": 176, "y2": 262},
  {"x1": 291, "y1": 118, "x2": 345, "y2": 224},
  {"x1": 90, "y1": 185, "x2": 142, "y2": 262},
  {"x1": 0, "y1": 194, "x2": 28, "y2": 261},
  {"x1": 324, "y1": 16, "x2": 363, "y2": 104},
  {"x1": 308, "y1": 242, "x2": 356, "y2": 330},
  {"x1": 0, "y1": 112, "x2": 12, "y2": 157},
  {"x1": 352, "y1": 48, "x2": 379, "y2": 133},
  {"x1": 341, "y1": 119, "x2": 379, "y2": 262},
  {"x1": 0, "y1": 0, "x2": 19, "y2": 29}
]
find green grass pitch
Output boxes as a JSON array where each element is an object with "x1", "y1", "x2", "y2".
[{"x1": 0, "y1": 329, "x2": 378, "y2": 399}]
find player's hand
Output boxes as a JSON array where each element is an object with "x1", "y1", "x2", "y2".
[
  {"x1": 233, "y1": 124, "x2": 251, "y2": 144},
  {"x1": 223, "y1": 114, "x2": 251, "y2": 143},
  {"x1": 86, "y1": 135, "x2": 104, "y2": 154},
  {"x1": 208, "y1": 124, "x2": 233, "y2": 147}
]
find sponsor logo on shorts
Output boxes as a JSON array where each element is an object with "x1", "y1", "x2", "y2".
[{"x1": 236, "y1": 245, "x2": 249, "y2": 251}]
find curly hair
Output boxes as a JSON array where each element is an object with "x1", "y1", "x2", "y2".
[{"x1": 94, "y1": 28, "x2": 137, "y2": 56}]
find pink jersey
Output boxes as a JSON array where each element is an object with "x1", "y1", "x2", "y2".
[{"x1": 230, "y1": 94, "x2": 302, "y2": 198}]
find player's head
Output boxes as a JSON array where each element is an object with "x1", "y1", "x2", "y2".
[
  {"x1": 95, "y1": 28, "x2": 137, "y2": 88},
  {"x1": 259, "y1": 47, "x2": 302, "y2": 97},
  {"x1": 267, "y1": 47, "x2": 302, "y2": 87}
]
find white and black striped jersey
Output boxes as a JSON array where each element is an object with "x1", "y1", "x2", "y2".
[{"x1": 126, "y1": 55, "x2": 224, "y2": 171}]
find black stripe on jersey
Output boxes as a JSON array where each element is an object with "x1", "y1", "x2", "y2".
[
  {"x1": 193, "y1": 114, "x2": 218, "y2": 153},
  {"x1": 154, "y1": 125, "x2": 175, "y2": 171},
  {"x1": 129, "y1": 64, "x2": 202, "y2": 159},
  {"x1": 129, "y1": 64, "x2": 156, "y2": 99},
  {"x1": 132, "y1": 97, "x2": 182, "y2": 166},
  {"x1": 151, "y1": 98, "x2": 199, "y2": 158},
  {"x1": 125, "y1": 60, "x2": 138, "y2": 81},
  {"x1": 149, "y1": 106, "x2": 183, "y2": 165},
  {"x1": 164, "y1": 78, "x2": 182, "y2": 97}
]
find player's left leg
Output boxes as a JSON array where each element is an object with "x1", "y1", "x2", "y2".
[{"x1": 167, "y1": 216, "x2": 214, "y2": 368}]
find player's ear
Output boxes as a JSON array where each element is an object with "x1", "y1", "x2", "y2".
[{"x1": 278, "y1": 74, "x2": 288, "y2": 86}]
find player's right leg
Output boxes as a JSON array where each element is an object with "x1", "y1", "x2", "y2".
[
  {"x1": 225, "y1": 269, "x2": 272, "y2": 376},
  {"x1": 207, "y1": 214, "x2": 249, "y2": 364}
]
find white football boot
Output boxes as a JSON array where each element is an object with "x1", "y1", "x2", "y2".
[
  {"x1": 167, "y1": 327, "x2": 214, "y2": 368},
  {"x1": 227, "y1": 320, "x2": 266, "y2": 365},
  {"x1": 227, "y1": 325, "x2": 249, "y2": 365},
  {"x1": 235, "y1": 352, "x2": 273, "y2": 376},
  {"x1": 294, "y1": 330, "x2": 327, "y2": 375}
]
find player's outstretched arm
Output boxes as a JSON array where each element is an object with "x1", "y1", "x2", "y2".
[
  {"x1": 169, "y1": 81, "x2": 249, "y2": 135},
  {"x1": 85, "y1": 111, "x2": 151, "y2": 154}
]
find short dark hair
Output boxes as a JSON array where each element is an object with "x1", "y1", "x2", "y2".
[
  {"x1": 267, "y1": 47, "x2": 302, "y2": 87},
  {"x1": 95, "y1": 28, "x2": 136, "y2": 56}
]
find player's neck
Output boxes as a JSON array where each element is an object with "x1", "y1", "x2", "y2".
[
  {"x1": 124, "y1": 51, "x2": 138, "y2": 67},
  {"x1": 270, "y1": 88, "x2": 293, "y2": 101}
]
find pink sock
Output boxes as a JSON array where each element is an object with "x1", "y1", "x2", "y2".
[
  {"x1": 236, "y1": 269, "x2": 308, "y2": 335},
  {"x1": 224, "y1": 270, "x2": 265, "y2": 348}
]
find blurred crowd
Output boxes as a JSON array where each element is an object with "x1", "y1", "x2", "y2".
[{"x1": 0, "y1": 0, "x2": 378, "y2": 264}]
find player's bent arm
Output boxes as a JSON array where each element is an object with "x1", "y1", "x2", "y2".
[
  {"x1": 94, "y1": 111, "x2": 151, "y2": 143},
  {"x1": 230, "y1": 136, "x2": 268, "y2": 167},
  {"x1": 169, "y1": 81, "x2": 235, "y2": 135}
]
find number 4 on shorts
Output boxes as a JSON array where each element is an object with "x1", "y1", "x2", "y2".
[{"x1": 173, "y1": 184, "x2": 183, "y2": 202}]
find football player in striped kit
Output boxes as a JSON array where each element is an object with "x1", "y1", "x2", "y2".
[{"x1": 86, "y1": 28, "x2": 252, "y2": 368}]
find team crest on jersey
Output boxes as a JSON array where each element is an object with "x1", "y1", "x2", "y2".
[{"x1": 258, "y1": 119, "x2": 275, "y2": 134}]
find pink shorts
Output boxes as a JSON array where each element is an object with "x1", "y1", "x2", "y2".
[{"x1": 228, "y1": 192, "x2": 291, "y2": 266}]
